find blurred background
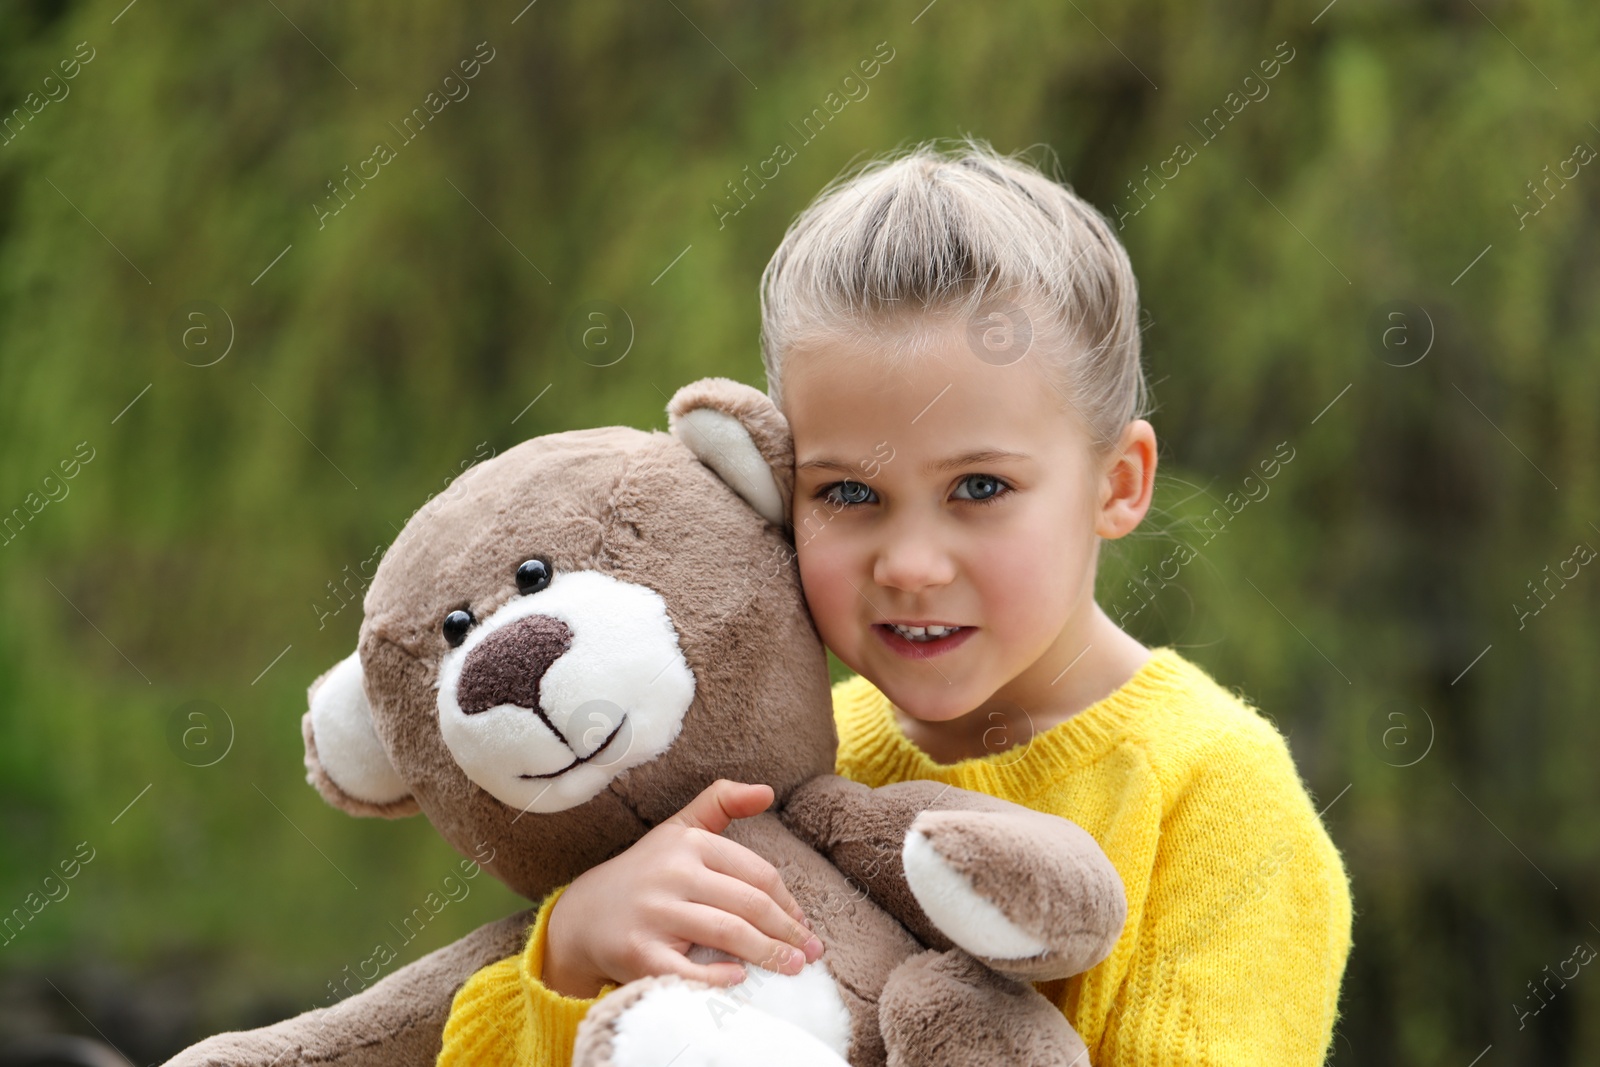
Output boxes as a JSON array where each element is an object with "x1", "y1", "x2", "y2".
[{"x1": 1, "y1": 0, "x2": 1596, "y2": 1063}]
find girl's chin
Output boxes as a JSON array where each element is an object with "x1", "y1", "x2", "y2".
[
  {"x1": 890, "y1": 698, "x2": 978, "y2": 726},
  {"x1": 871, "y1": 671, "x2": 985, "y2": 726}
]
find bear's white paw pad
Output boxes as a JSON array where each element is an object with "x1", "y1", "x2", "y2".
[
  {"x1": 902, "y1": 827, "x2": 1048, "y2": 961},
  {"x1": 609, "y1": 968, "x2": 851, "y2": 1067}
]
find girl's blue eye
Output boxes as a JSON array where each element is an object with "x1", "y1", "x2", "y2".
[
  {"x1": 821, "y1": 480, "x2": 876, "y2": 507},
  {"x1": 954, "y1": 473, "x2": 1007, "y2": 502}
]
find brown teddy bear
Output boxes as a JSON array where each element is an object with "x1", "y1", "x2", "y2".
[{"x1": 164, "y1": 378, "x2": 1126, "y2": 1067}]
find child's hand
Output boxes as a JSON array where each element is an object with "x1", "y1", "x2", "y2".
[{"x1": 541, "y1": 779, "x2": 825, "y2": 999}]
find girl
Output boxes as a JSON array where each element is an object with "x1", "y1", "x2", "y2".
[{"x1": 441, "y1": 139, "x2": 1353, "y2": 1065}]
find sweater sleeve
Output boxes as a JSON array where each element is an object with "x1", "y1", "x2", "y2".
[
  {"x1": 436, "y1": 884, "x2": 617, "y2": 1067},
  {"x1": 1096, "y1": 727, "x2": 1353, "y2": 1065}
]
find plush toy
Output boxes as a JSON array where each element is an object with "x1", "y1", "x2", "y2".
[{"x1": 165, "y1": 378, "x2": 1126, "y2": 1067}]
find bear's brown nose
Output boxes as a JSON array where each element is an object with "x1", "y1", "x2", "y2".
[{"x1": 457, "y1": 614, "x2": 574, "y2": 715}]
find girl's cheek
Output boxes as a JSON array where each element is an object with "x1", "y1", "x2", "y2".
[
  {"x1": 979, "y1": 537, "x2": 1063, "y2": 619},
  {"x1": 798, "y1": 557, "x2": 854, "y2": 627}
]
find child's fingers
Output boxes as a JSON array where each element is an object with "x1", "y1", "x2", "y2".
[
  {"x1": 692, "y1": 870, "x2": 823, "y2": 961},
  {"x1": 669, "y1": 778, "x2": 774, "y2": 836},
  {"x1": 638, "y1": 945, "x2": 748, "y2": 989},
  {"x1": 693, "y1": 832, "x2": 810, "y2": 929},
  {"x1": 673, "y1": 902, "x2": 810, "y2": 976}
]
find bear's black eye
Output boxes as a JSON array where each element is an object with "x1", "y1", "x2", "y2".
[
  {"x1": 442, "y1": 609, "x2": 475, "y2": 648},
  {"x1": 516, "y1": 557, "x2": 552, "y2": 595}
]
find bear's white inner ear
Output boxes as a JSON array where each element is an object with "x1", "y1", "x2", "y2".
[
  {"x1": 310, "y1": 651, "x2": 411, "y2": 806},
  {"x1": 672, "y1": 407, "x2": 785, "y2": 526}
]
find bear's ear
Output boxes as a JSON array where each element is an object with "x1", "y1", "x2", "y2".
[
  {"x1": 667, "y1": 377, "x2": 793, "y2": 528},
  {"x1": 302, "y1": 650, "x2": 420, "y2": 818}
]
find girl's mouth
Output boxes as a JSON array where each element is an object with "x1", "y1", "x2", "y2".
[{"x1": 873, "y1": 623, "x2": 976, "y2": 659}]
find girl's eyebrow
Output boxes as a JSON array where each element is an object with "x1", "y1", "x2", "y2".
[
  {"x1": 795, "y1": 457, "x2": 864, "y2": 475},
  {"x1": 795, "y1": 448, "x2": 1030, "y2": 475},
  {"x1": 922, "y1": 448, "x2": 1031, "y2": 473}
]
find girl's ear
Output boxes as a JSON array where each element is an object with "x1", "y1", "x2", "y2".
[
  {"x1": 301, "y1": 650, "x2": 420, "y2": 818},
  {"x1": 1094, "y1": 419, "x2": 1158, "y2": 541},
  {"x1": 667, "y1": 377, "x2": 793, "y2": 528}
]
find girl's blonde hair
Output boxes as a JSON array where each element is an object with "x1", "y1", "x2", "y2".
[{"x1": 759, "y1": 137, "x2": 1150, "y2": 452}]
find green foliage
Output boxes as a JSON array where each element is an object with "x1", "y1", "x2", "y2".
[{"x1": 2, "y1": 0, "x2": 1597, "y2": 1061}]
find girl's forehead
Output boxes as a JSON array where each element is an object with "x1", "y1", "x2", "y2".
[
  {"x1": 784, "y1": 330, "x2": 1060, "y2": 415},
  {"x1": 783, "y1": 339, "x2": 1089, "y2": 468}
]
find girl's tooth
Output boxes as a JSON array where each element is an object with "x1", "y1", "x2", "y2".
[
  {"x1": 888, "y1": 622, "x2": 965, "y2": 641},
  {"x1": 890, "y1": 623, "x2": 965, "y2": 638}
]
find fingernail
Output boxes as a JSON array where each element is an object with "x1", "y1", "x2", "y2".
[
  {"x1": 789, "y1": 947, "x2": 806, "y2": 971},
  {"x1": 803, "y1": 936, "x2": 823, "y2": 961}
]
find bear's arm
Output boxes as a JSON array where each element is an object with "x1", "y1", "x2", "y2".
[
  {"x1": 162, "y1": 908, "x2": 536, "y2": 1067},
  {"x1": 781, "y1": 777, "x2": 979, "y2": 950},
  {"x1": 780, "y1": 776, "x2": 1124, "y2": 982}
]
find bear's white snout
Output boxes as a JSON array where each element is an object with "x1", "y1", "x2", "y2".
[{"x1": 436, "y1": 569, "x2": 696, "y2": 814}]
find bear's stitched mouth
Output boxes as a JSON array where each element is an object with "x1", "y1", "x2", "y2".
[
  {"x1": 436, "y1": 570, "x2": 696, "y2": 814},
  {"x1": 517, "y1": 714, "x2": 628, "y2": 780}
]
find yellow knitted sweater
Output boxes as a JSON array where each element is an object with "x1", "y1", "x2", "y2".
[{"x1": 437, "y1": 646, "x2": 1353, "y2": 1065}]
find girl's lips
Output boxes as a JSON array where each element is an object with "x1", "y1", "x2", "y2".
[{"x1": 873, "y1": 623, "x2": 976, "y2": 660}]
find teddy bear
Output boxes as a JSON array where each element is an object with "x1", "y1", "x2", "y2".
[{"x1": 163, "y1": 377, "x2": 1127, "y2": 1067}]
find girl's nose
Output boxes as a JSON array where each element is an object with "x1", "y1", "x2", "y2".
[{"x1": 872, "y1": 529, "x2": 958, "y2": 593}]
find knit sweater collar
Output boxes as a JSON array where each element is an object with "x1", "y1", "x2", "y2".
[{"x1": 834, "y1": 646, "x2": 1195, "y2": 795}]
